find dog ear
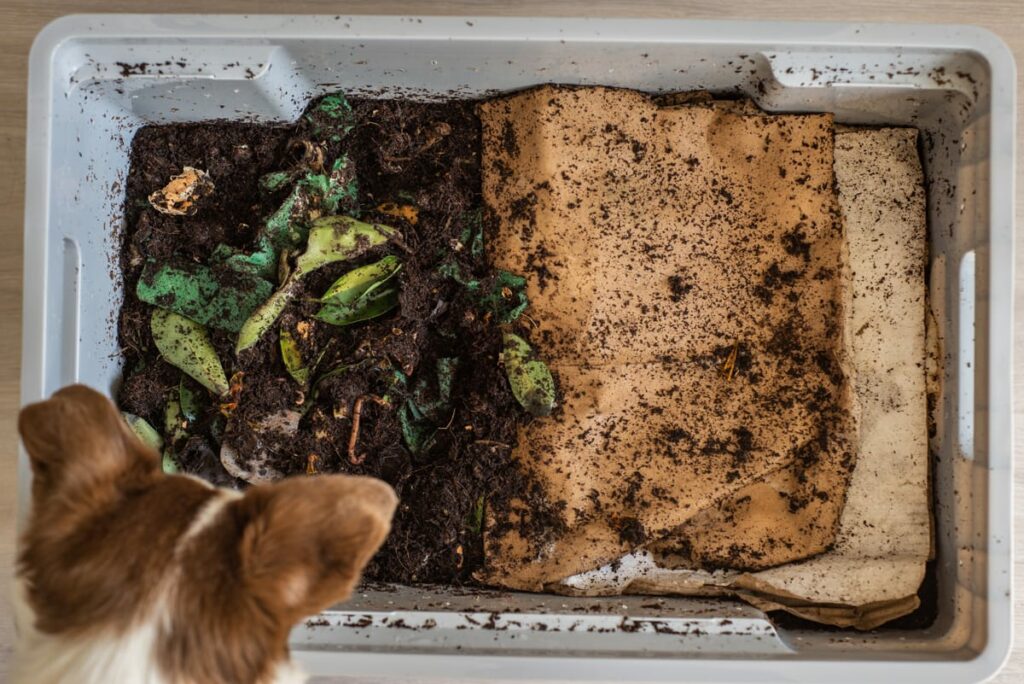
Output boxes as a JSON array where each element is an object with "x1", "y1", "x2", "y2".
[
  {"x1": 237, "y1": 475, "x2": 397, "y2": 620},
  {"x1": 18, "y1": 384, "x2": 160, "y2": 500}
]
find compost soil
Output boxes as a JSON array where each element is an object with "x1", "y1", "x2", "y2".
[{"x1": 117, "y1": 97, "x2": 548, "y2": 584}]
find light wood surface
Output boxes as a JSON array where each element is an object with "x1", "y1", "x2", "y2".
[{"x1": 0, "y1": 2, "x2": 1020, "y2": 682}]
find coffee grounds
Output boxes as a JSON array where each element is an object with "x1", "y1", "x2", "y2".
[{"x1": 116, "y1": 96, "x2": 548, "y2": 584}]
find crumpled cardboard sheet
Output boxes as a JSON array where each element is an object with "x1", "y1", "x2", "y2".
[
  {"x1": 478, "y1": 86, "x2": 857, "y2": 594},
  {"x1": 553, "y1": 127, "x2": 931, "y2": 630}
]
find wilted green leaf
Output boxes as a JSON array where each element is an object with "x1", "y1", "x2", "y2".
[
  {"x1": 321, "y1": 156, "x2": 359, "y2": 215},
  {"x1": 236, "y1": 217, "x2": 397, "y2": 354},
  {"x1": 264, "y1": 183, "x2": 312, "y2": 252},
  {"x1": 316, "y1": 286, "x2": 398, "y2": 326},
  {"x1": 280, "y1": 328, "x2": 309, "y2": 385},
  {"x1": 320, "y1": 255, "x2": 401, "y2": 303},
  {"x1": 467, "y1": 495, "x2": 485, "y2": 535},
  {"x1": 151, "y1": 310, "x2": 230, "y2": 396},
  {"x1": 479, "y1": 271, "x2": 529, "y2": 323},
  {"x1": 305, "y1": 93, "x2": 356, "y2": 142},
  {"x1": 398, "y1": 401, "x2": 435, "y2": 454},
  {"x1": 501, "y1": 332, "x2": 556, "y2": 417},
  {"x1": 123, "y1": 413, "x2": 163, "y2": 452},
  {"x1": 459, "y1": 209, "x2": 484, "y2": 259},
  {"x1": 236, "y1": 282, "x2": 299, "y2": 355},
  {"x1": 164, "y1": 398, "x2": 188, "y2": 445},
  {"x1": 259, "y1": 170, "x2": 295, "y2": 193},
  {"x1": 408, "y1": 357, "x2": 460, "y2": 421},
  {"x1": 178, "y1": 378, "x2": 204, "y2": 425},
  {"x1": 161, "y1": 452, "x2": 180, "y2": 474},
  {"x1": 211, "y1": 237, "x2": 278, "y2": 280},
  {"x1": 295, "y1": 215, "x2": 396, "y2": 276},
  {"x1": 136, "y1": 259, "x2": 274, "y2": 333},
  {"x1": 316, "y1": 255, "x2": 402, "y2": 327}
]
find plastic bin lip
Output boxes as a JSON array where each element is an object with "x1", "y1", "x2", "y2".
[{"x1": 21, "y1": 14, "x2": 1015, "y2": 683}]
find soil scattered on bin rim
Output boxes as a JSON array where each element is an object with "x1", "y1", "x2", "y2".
[{"x1": 116, "y1": 95, "x2": 563, "y2": 584}]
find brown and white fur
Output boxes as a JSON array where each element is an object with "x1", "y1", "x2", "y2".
[{"x1": 13, "y1": 384, "x2": 397, "y2": 684}]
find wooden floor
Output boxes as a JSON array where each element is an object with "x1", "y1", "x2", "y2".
[{"x1": 0, "y1": 1, "x2": 1021, "y2": 681}]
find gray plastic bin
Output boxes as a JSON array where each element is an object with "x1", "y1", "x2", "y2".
[{"x1": 20, "y1": 15, "x2": 1015, "y2": 683}]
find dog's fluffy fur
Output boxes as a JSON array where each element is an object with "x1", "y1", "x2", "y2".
[{"x1": 14, "y1": 385, "x2": 397, "y2": 684}]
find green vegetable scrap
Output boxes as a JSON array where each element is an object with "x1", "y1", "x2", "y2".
[
  {"x1": 164, "y1": 399, "x2": 189, "y2": 445},
  {"x1": 161, "y1": 453, "x2": 180, "y2": 474},
  {"x1": 397, "y1": 357, "x2": 460, "y2": 453},
  {"x1": 316, "y1": 255, "x2": 401, "y2": 326},
  {"x1": 123, "y1": 413, "x2": 163, "y2": 452},
  {"x1": 259, "y1": 170, "x2": 294, "y2": 193},
  {"x1": 467, "y1": 495, "x2": 486, "y2": 535},
  {"x1": 501, "y1": 331, "x2": 556, "y2": 417},
  {"x1": 236, "y1": 216, "x2": 397, "y2": 354},
  {"x1": 304, "y1": 93, "x2": 356, "y2": 142},
  {"x1": 151, "y1": 310, "x2": 230, "y2": 396},
  {"x1": 398, "y1": 402, "x2": 435, "y2": 455},
  {"x1": 136, "y1": 259, "x2": 273, "y2": 333},
  {"x1": 178, "y1": 378, "x2": 204, "y2": 425},
  {"x1": 459, "y1": 209, "x2": 484, "y2": 259},
  {"x1": 319, "y1": 157, "x2": 360, "y2": 215},
  {"x1": 438, "y1": 262, "x2": 529, "y2": 324},
  {"x1": 479, "y1": 271, "x2": 528, "y2": 323},
  {"x1": 160, "y1": 399, "x2": 188, "y2": 474},
  {"x1": 279, "y1": 328, "x2": 309, "y2": 386},
  {"x1": 214, "y1": 156, "x2": 358, "y2": 281}
]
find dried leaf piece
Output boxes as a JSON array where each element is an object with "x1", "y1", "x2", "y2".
[
  {"x1": 151, "y1": 310, "x2": 229, "y2": 396},
  {"x1": 123, "y1": 413, "x2": 163, "y2": 452},
  {"x1": 376, "y1": 202, "x2": 419, "y2": 225},
  {"x1": 280, "y1": 328, "x2": 309, "y2": 386},
  {"x1": 501, "y1": 332, "x2": 556, "y2": 417},
  {"x1": 136, "y1": 259, "x2": 274, "y2": 333},
  {"x1": 236, "y1": 216, "x2": 397, "y2": 354},
  {"x1": 316, "y1": 255, "x2": 401, "y2": 327},
  {"x1": 148, "y1": 166, "x2": 214, "y2": 216},
  {"x1": 219, "y1": 371, "x2": 245, "y2": 416}
]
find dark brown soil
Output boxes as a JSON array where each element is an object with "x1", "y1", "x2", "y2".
[{"x1": 117, "y1": 96, "x2": 542, "y2": 584}]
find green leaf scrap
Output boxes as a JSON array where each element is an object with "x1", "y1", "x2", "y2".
[
  {"x1": 123, "y1": 413, "x2": 163, "y2": 452},
  {"x1": 279, "y1": 328, "x2": 309, "y2": 386},
  {"x1": 236, "y1": 217, "x2": 397, "y2": 353},
  {"x1": 480, "y1": 271, "x2": 529, "y2": 323},
  {"x1": 316, "y1": 255, "x2": 401, "y2": 326},
  {"x1": 178, "y1": 378, "x2": 204, "y2": 425},
  {"x1": 501, "y1": 332, "x2": 556, "y2": 417},
  {"x1": 136, "y1": 259, "x2": 274, "y2": 333},
  {"x1": 467, "y1": 495, "x2": 486, "y2": 535},
  {"x1": 151, "y1": 310, "x2": 230, "y2": 396},
  {"x1": 305, "y1": 93, "x2": 356, "y2": 142}
]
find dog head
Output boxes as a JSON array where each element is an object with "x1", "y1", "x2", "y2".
[{"x1": 16, "y1": 384, "x2": 397, "y2": 684}]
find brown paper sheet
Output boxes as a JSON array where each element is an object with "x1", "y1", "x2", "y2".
[
  {"x1": 478, "y1": 86, "x2": 856, "y2": 591},
  {"x1": 554, "y1": 127, "x2": 930, "y2": 629}
]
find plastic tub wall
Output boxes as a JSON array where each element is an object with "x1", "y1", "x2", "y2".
[{"x1": 21, "y1": 15, "x2": 1014, "y2": 683}]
